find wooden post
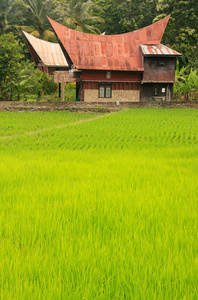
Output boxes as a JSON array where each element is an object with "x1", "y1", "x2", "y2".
[
  {"x1": 61, "y1": 79, "x2": 65, "y2": 102},
  {"x1": 54, "y1": 71, "x2": 76, "y2": 101},
  {"x1": 59, "y1": 83, "x2": 61, "y2": 98}
]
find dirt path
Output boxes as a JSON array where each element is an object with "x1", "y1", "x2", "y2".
[{"x1": 0, "y1": 113, "x2": 114, "y2": 141}]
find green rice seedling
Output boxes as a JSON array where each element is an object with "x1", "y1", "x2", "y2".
[{"x1": 0, "y1": 109, "x2": 197, "y2": 299}]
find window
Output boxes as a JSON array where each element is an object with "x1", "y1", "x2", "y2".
[
  {"x1": 158, "y1": 61, "x2": 165, "y2": 66},
  {"x1": 99, "y1": 84, "x2": 112, "y2": 98},
  {"x1": 106, "y1": 71, "x2": 111, "y2": 79}
]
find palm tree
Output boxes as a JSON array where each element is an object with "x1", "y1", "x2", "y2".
[
  {"x1": 58, "y1": 0, "x2": 104, "y2": 34},
  {"x1": 0, "y1": 0, "x2": 24, "y2": 34},
  {"x1": 21, "y1": 0, "x2": 57, "y2": 40}
]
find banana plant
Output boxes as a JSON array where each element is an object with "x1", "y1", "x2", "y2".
[{"x1": 174, "y1": 61, "x2": 198, "y2": 101}]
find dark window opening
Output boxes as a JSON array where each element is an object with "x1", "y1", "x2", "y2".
[
  {"x1": 159, "y1": 61, "x2": 165, "y2": 66},
  {"x1": 99, "y1": 84, "x2": 112, "y2": 98}
]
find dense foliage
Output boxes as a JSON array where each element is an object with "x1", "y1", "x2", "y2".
[
  {"x1": 0, "y1": 33, "x2": 25, "y2": 100},
  {"x1": 0, "y1": 0, "x2": 197, "y2": 100},
  {"x1": 174, "y1": 61, "x2": 198, "y2": 101},
  {"x1": 56, "y1": 0, "x2": 104, "y2": 34},
  {"x1": 0, "y1": 33, "x2": 57, "y2": 101}
]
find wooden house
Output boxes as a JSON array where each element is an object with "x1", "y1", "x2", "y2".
[{"x1": 23, "y1": 15, "x2": 181, "y2": 102}]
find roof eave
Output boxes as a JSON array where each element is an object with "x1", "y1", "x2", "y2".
[{"x1": 143, "y1": 54, "x2": 182, "y2": 57}]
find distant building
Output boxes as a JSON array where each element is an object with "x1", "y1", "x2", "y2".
[
  {"x1": 23, "y1": 15, "x2": 181, "y2": 102},
  {"x1": 22, "y1": 30, "x2": 69, "y2": 75}
]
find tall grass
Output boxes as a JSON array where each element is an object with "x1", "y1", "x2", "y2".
[{"x1": 0, "y1": 109, "x2": 197, "y2": 299}]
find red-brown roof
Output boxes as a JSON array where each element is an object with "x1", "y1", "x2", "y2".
[
  {"x1": 48, "y1": 15, "x2": 170, "y2": 71},
  {"x1": 140, "y1": 44, "x2": 181, "y2": 56},
  {"x1": 22, "y1": 30, "x2": 68, "y2": 67}
]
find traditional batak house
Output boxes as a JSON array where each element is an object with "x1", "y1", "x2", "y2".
[
  {"x1": 22, "y1": 30, "x2": 69, "y2": 76},
  {"x1": 23, "y1": 15, "x2": 181, "y2": 102}
]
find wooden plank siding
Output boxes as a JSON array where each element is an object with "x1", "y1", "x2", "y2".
[
  {"x1": 80, "y1": 70, "x2": 142, "y2": 82},
  {"x1": 142, "y1": 57, "x2": 176, "y2": 83},
  {"x1": 82, "y1": 82, "x2": 140, "y2": 91}
]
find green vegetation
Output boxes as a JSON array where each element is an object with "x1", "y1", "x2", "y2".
[
  {"x1": 174, "y1": 62, "x2": 198, "y2": 101},
  {"x1": 56, "y1": 0, "x2": 104, "y2": 34},
  {"x1": 0, "y1": 0, "x2": 197, "y2": 100},
  {"x1": 0, "y1": 32, "x2": 25, "y2": 101},
  {"x1": 21, "y1": 0, "x2": 55, "y2": 39},
  {"x1": 0, "y1": 109, "x2": 198, "y2": 299},
  {"x1": 64, "y1": 82, "x2": 76, "y2": 101},
  {"x1": 0, "y1": 33, "x2": 58, "y2": 101}
]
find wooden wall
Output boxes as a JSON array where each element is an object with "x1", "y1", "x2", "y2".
[
  {"x1": 140, "y1": 83, "x2": 173, "y2": 101},
  {"x1": 80, "y1": 70, "x2": 142, "y2": 82},
  {"x1": 142, "y1": 57, "x2": 176, "y2": 83},
  {"x1": 82, "y1": 82, "x2": 140, "y2": 90}
]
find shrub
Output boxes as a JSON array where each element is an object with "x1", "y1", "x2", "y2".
[
  {"x1": 174, "y1": 61, "x2": 198, "y2": 101},
  {"x1": 0, "y1": 33, "x2": 25, "y2": 100}
]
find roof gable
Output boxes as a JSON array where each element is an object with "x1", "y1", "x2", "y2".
[
  {"x1": 22, "y1": 30, "x2": 68, "y2": 67},
  {"x1": 48, "y1": 15, "x2": 170, "y2": 71}
]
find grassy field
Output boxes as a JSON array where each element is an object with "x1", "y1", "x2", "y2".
[{"x1": 0, "y1": 109, "x2": 198, "y2": 299}]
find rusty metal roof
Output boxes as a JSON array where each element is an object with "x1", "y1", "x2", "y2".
[
  {"x1": 22, "y1": 30, "x2": 68, "y2": 67},
  {"x1": 48, "y1": 15, "x2": 171, "y2": 71},
  {"x1": 140, "y1": 44, "x2": 181, "y2": 56}
]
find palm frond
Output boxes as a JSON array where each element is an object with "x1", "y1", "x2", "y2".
[{"x1": 58, "y1": 0, "x2": 104, "y2": 34}]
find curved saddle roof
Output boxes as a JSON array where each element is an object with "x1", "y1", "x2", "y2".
[
  {"x1": 48, "y1": 15, "x2": 170, "y2": 71},
  {"x1": 22, "y1": 30, "x2": 68, "y2": 67}
]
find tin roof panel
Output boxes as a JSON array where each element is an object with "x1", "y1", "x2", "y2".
[
  {"x1": 22, "y1": 30, "x2": 68, "y2": 67},
  {"x1": 140, "y1": 44, "x2": 182, "y2": 56},
  {"x1": 48, "y1": 15, "x2": 171, "y2": 71}
]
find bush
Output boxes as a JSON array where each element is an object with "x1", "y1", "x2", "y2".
[
  {"x1": 0, "y1": 33, "x2": 25, "y2": 100},
  {"x1": 174, "y1": 62, "x2": 198, "y2": 101},
  {"x1": 0, "y1": 33, "x2": 60, "y2": 101},
  {"x1": 32, "y1": 70, "x2": 58, "y2": 100},
  {"x1": 65, "y1": 83, "x2": 76, "y2": 101}
]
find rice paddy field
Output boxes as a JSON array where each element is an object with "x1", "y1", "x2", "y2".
[{"x1": 0, "y1": 108, "x2": 198, "y2": 299}]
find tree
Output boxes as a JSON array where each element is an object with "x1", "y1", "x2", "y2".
[
  {"x1": 116, "y1": 0, "x2": 157, "y2": 34},
  {"x1": 57, "y1": 0, "x2": 104, "y2": 34},
  {"x1": 154, "y1": 0, "x2": 198, "y2": 69},
  {"x1": 92, "y1": 0, "x2": 123, "y2": 34},
  {"x1": 0, "y1": 33, "x2": 26, "y2": 100},
  {"x1": 93, "y1": 0, "x2": 158, "y2": 35},
  {"x1": 13, "y1": 61, "x2": 36, "y2": 100},
  {"x1": 0, "y1": 0, "x2": 25, "y2": 35},
  {"x1": 20, "y1": 0, "x2": 58, "y2": 41}
]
